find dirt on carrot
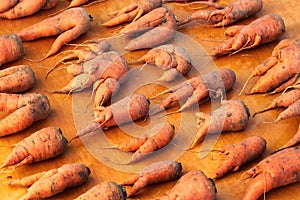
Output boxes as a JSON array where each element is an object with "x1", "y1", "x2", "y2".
[
  {"x1": 0, "y1": 92, "x2": 51, "y2": 137},
  {"x1": 0, "y1": 127, "x2": 68, "y2": 170},
  {"x1": 0, "y1": 34, "x2": 24, "y2": 67},
  {"x1": 5, "y1": 163, "x2": 90, "y2": 200}
]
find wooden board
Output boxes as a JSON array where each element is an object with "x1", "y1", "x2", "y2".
[{"x1": 0, "y1": 0, "x2": 299, "y2": 199}]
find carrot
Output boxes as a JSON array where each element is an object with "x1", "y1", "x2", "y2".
[
  {"x1": 212, "y1": 14, "x2": 285, "y2": 57},
  {"x1": 16, "y1": 7, "x2": 92, "y2": 61},
  {"x1": 275, "y1": 123, "x2": 300, "y2": 151},
  {"x1": 0, "y1": 92, "x2": 51, "y2": 137},
  {"x1": 122, "y1": 7, "x2": 178, "y2": 51},
  {"x1": 0, "y1": 65, "x2": 35, "y2": 93},
  {"x1": 211, "y1": 136, "x2": 266, "y2": 179},
  {"x1": 177, "y1": 0, "x2": 263, "y2": 27},
  {"x1": 0, "y1": 0, "x2": 19, "y2": 13},
  {"x1": 0, "y1": 0, "x2": 58, "y2": 19},
  {"x1": 75, "y1": 181, "x2": 127, "y2": 200},
  {"x1": 150, "y1": 68, "x2": 236, "y2": 115},
  {"x1": 133, "y1": 44, "x2": 192, "y2": 82},
  {"x1": 103, "y1": 0, "x2": 162, "y2": 27},
  {"x1": 70, "y1": 93, "x2": 150, "y2": 141},
  {"x1": 120, "y1": 160, "x2": 182, "y2": 197},
  {"x1": 0, "y1": 127, "x2": 68, "y2": 170},
  {"x1": 48, "y1": 50, "x2": 128, "y2": 94},
  {"x1": 5, "y1": 163, "x2": 90, "y2": 200},
  {"x1": 0, "y1": 34, "x2": 24, "y2": 67},
  {"x1": 252, "y1": 89, "x2": 300, "y2": 117},
  {"x1": 93, "y1": 78, "x2": 120, "y2": 107},
  {"x1": 242, "y1": 147, "x2": 300, "y2": 200},
  {"x1": 191, "y1": 99, "x2": 250, "y2": 149},
  {"x1": 270, "y1": 99, "x2": 300, "y2": 123},
  {"x1": 245, "y1": 39, "x2": 300, "y2": 94},
  {"x1": 160, "y1": 170, "x2": 216, "y2": 200},
  {"x1": 111, "y1": 122, "x2": 175, "y2": 164}
]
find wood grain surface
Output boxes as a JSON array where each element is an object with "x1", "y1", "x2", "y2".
[{"x1": 0, "y1": 0, "x2": 299, "y2": 199}]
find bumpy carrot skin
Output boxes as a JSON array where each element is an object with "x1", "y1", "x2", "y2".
[
  {"x1": 50, "y1": 50, "x2": 129, "y2": 94},
  {"x1": 178, "y1": 0, "x2": 262, "y2": 27},
  {"x1": 103, "y1": 0, "x2": 162, "y2": 27},
  {"x1": 0, "y1": 93, "x2": 51, "y2": 137},
  {"x1": 120, "y1": 160, "x2": 182, "y2": 197},
  {"x1": 192, "y1": 99, "x2": 250, "y2": 149},
  {"x1": 213, "y1": 136, "x2": 266, "y2": 180},
  {"x1": 16, "y1": 7, "x2": 92, "y2": 60},
  {"x1": 212, "y1": 14, "x2": 285, "y2": 57},
  {"x1": 93, "y1": 78, "x2": 120, "y2": 107},
  {"x1": 75, "y1": 181, "x2": 127, "y2": 200},
  {"x1": 0, "y1": 127, "x2": 68, "y2": 169},
  {"x1": 160, "y1": 170, "x2": 216, "y2": 200},
  {"x1": 0, "y1": 34, "x2": 24, "y2": 67},
  {"x1": 242, "y1": 147, "x2": 300, "y2": 200},
  {"x1": 123, "y1": 7, "x2": 178, "y2": 51},
  {"x1": 0, "y1": 0, "x2": 59, "y2": 19},
  {"x1": 0, "y1": 65, "x2": 35, "y2": 93},
  {"x1": 0, "y1": 0, "x2": 18, "y2": 13},
  {"x1": 6, "y1": 163, "x2": 90, "y2": 200},
  {"x1": 252, "y1": 89, "x2": 300, "y2": 117},
  {"x1": 247, "y1": 39, "x2": 300, "y2": 94}
]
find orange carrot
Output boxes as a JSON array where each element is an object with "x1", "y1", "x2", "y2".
[
  {"x1": 134, "y1": 44, "x2": 192, "y2": 82},
  {"x1": 0, "y1": 127, "x2": 68, "y2": 170},
  {"x1": 242, "y1": 147, "x2": 300, "y2": 200},
  {"x1": 271, "y1": 99, "x2": 300, "y2": 123},
  {"x1": 71, "y1": 93, "x2": 150, "y2": 141},
  {"x1": 252, "y1": 89, "x2": 300, "y2": 117},
  {"x1": 212, "y1": 136, "x2": 266, "y2": 179},
  {"x1": 276, "y1": 123, "x2": 300, "y2": 151},
  {"x1": 212, "y1": 14, "x2": 285, "y2": 57},
  {"x1": 93, "y1": 77, "x2": 120, "y2": 107},
  {"x1": 122, "y1": 7, "x2": 178, "y2": 51},
  {"x1": 0, "y1": 0, "x2": 59, "y2": 19},
  {"x1": 178, "y1": 0, "x2": 262, "y2": 27},
  {"x1": 246, "y1": 39, "x2": 300, "y2": 94},
  {"x1": 160, "y1": 170, "x2": 216, "y2": 200},
  {"x1": 191, "y1": 99, "x2": 250, "y2": 149},
  {"x1": 150, "y1": 68, "x2": 236, "y2": 115},
  {"x1": 16, "y1": 7, "x2": 92, "y2": 61},
  {"x1": 5, "y1": 163, "x2": 90, "y2": 200},
  {"x1": 75, "y1": 181, "x2": 127, "y2": 200},
  {"x1": 0, "y1": 0, "x2": 19, "y2": 13},
  {"x1": 103, "y1": 0, "x2": 162, "y2": 26},
  {"x1": 0, "y1": 65, "x2": 35, "y2": 93},
  {"x1": 120, "y1": 160, "x2": 182, "y2": 197},
  {"x1": 0, "y1": 34, "x2": 24, "y2": 67},
  {"x1": 0, "y1": 93, "x2": 50, "y2": 137}
]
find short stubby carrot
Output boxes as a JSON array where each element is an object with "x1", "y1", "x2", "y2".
[
  {"x1": 16, "y1": 7, "x2": 92, "y2": 60},
  {"x1": 5, "y1": 163, "x2": 90, "y2": 200},
  {"x1": 242, "y1": 147, "x2": 300, "y2": 200},
  {"x1": 212, "y1": 14, "x2": 285, "y2": 57},
  {"x1": 0, "y1": 0, "x2": 59, "y2": 19},
  {"x1": 192, "y1": 99, "x2": 250, "y2": 149},
  {"x1": 160, "y1": 170, "x2": 217, "y2": 200},
  {"x1": 212, "y1": 136, "x2": 267, "y2": 179},
  {"x1": 0, "y1": 65, "x2": 35, "y2": 93},
  {"x1": 0, "y1": 127, "x2": 68, "y2": 169},
  {"x1": 120, "y1": 160, "x2": 182, "y2": 197},
  {"x1": 0, "y1": 92, "x2": 51, "y2": 137},
  {"x1": 74, "y1": 181, "x2": 127, "y2": 200},
  {"x1": 0, "y1": 34, "x2": 24, "y2": 67}
]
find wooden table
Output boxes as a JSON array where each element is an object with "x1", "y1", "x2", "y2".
[{"x1": 0, "y1": 0, "x2": 299, "y2": 199}]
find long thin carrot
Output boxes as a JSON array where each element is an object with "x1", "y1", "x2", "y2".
[{"x1": 275, "y1": 123, "x2": 300, "y2": 151}]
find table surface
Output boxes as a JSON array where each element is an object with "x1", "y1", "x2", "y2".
[{"x1": 0, "y1": 0, "x2": 299, "y2": 199}]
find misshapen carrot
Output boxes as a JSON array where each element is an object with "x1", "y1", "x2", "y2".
[
  {"x1": 242, "y1": 147, "x2": 300, "y2": 200},
  {"x1": 75, "y1": 181, "x2": 127, "y2": 200},
  {"x1": 16, "y1": 7, "x2": 92, "y2": 61},
  {"x1": 191, "y1": 99, "x2": 250, "y2": 149},
  {"x1": 5, "y1": 163, "x2": 90, "y2": 200},
  {"x1": 120, "y1": 160, "x2": 182, "y2": 197},
  {"x1": 0, "y1": 127, "x2": 68, "y2": 170},
  {"x1": 212, "y1": 136, "x2": 266, "y2": 179},
  {"x1": 271, "y1": 99, "x2": 300, "y2": 122},
  {"x1": 212, "y1": 14, "x2": 285, "y2": 57},
  {"x1": 160, "y1": 170, "x2": 216, "y2": 200},
  {"x1": 0, "y1": 34, "x2": 24, "y2": 67},
  {"x1": 0, "y1": 93, "x2": 50, "y2": 137},
  {"x1": 0, "y1": 65, "x2": 35, "y2": 93}
]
